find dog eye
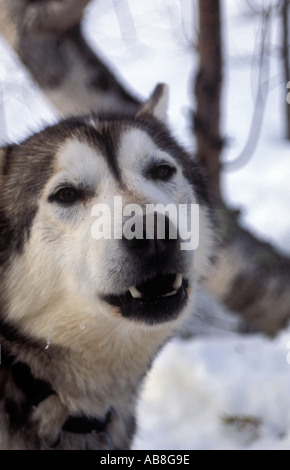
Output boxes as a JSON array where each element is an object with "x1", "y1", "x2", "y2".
[
  {"x1": 150, "y1": 164, "x2": 176, "y2": 181},
  {"x1": 50, "y1": 187, "x2": 83, "y2": 205}
]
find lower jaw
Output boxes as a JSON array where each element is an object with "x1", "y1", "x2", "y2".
[{"x1": 117, "y1": 285, "x2": 188, "y2": 326}]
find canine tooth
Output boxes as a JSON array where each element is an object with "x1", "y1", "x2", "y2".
[
  {"x1": 172, "y1": 273, "x2": 182, "y2": 290},
  {"x1": 163, "y1": 290, "x2": 177, "y2": 297},
  {"x1": 129, "y1": 286, "x2": 143, "y2": 299}
]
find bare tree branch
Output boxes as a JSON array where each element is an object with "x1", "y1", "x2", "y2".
[{"x1": 224, "y1": 6, "x2": 271, "y2": 171}]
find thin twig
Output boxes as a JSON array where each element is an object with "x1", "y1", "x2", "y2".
[{"x1": 224, "y1": 7, "x2": 273, "y2": 171}]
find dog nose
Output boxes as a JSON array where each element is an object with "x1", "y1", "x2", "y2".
[{"x1": 123, "y1": 213, "x2": 177, "y2": 262}]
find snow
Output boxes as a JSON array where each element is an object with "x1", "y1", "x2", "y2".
[
  {"x1": 1, "y1": 0, "x2": 290, "y2": 451},
  {"x1": 133, "y1": 330, "x2": 290, "y2": 450}
]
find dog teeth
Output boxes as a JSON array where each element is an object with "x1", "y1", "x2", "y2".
[
  {"x1": 129, "y1": 286, "x2": 144, "y2": 299},
  {"x1": 129, "y1": 274, "x2": 182, "y2": 300},
  {"x1": 172, "y1": 273, "x2": 182, "y2": 290},
  {"x1": 163, "y1": 290, "x2": 177, "y2": 297}
]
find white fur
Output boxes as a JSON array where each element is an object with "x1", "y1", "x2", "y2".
[
  {"x1": 1, "y1": 84, "x2": 214, "y2": 450},
  {"x1": 2, "y1": 113, "x2": 213, "y2": 449},
  {"x1": 6, "y1": 125, "x2": 212, "y2": 345}
]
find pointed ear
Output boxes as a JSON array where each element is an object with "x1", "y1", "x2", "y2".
[{"x1": 136, "y1": 83, "x2": 169, "y2": 121}]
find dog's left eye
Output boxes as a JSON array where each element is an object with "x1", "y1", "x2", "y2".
[
  {"x1": 49, "y1": 187, "x2": 83, "y2": 205},
  {"x1": 150, "y1": 164, "x2": 176, "y2": 181}
]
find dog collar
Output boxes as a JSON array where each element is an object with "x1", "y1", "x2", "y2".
[
  {"x1": 43, "y1": 408, "x2": 114, "y2": 450},
  {"x1": 2, "y1": 350, "x2": 114, "y2": 449},
  {"x1": 62, "y1": 408, "x2": 113, "y2": 435}
]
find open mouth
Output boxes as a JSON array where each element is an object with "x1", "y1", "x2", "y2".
[{"x1": 102, "y1": 273, "x2": 188, "y2": 325}]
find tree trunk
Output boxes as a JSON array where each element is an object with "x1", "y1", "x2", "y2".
[{"x1": 194, "y1": 0, "x2": 223, "y2": 205}]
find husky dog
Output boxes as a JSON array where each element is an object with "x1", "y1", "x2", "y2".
[{"x1": 0, "y1": 84, "x2": 213, "y2": 449}]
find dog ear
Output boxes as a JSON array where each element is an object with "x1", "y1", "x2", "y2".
[{"x1": 136, "y1": 83, "x2": 169, "y2": 121}]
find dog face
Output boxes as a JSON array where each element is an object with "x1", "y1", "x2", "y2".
[{"x1": 0, "y1": 85, "x2": 213, "y2": 347}]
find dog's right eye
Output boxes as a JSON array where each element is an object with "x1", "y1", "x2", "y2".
[{"x1": 49, "y1": 187, "x2": 83, "y2": 205}]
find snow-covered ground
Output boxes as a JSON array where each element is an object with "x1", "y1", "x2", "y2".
[
  {"x1": 1, "y1": 0, "x2": 290, "y2": 450},
  {"x1": 133, "y1": 330, "x2": 290, "y2": 450}
]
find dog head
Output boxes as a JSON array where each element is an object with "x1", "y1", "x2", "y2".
[{"x1": 0, "y1": 85, "x2": 214, "y2": 345}]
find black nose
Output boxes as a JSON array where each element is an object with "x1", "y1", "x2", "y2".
[{"x1": 122, "y1": 213, "x2": 177, "y2": 264}]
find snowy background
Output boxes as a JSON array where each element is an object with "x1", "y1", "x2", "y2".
[{"x1": 1, "y1": 0, "x2": 290, "y2": 450}]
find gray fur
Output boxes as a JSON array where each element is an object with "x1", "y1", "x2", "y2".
[{"x1": 0, "y1": 85, "x2": 214, "y2": 449}]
